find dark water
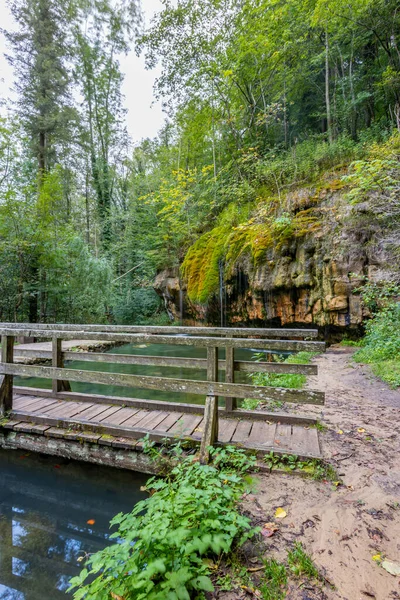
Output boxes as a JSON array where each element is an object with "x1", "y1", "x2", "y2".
[
  {"x1": 16, "y1": 342, "x2": 263, "y2": 405},
  {"x1": 0, "y1": 449, "x2": 147, "y2": 600}
]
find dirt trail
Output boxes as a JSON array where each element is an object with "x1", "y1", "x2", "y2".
[{"x1": 237, "y1": 347, "x2": 400, "y2": 600}]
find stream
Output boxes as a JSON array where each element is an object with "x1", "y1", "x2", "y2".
[
  {"x1": 16, "y1": 342, "x2": 266, "y2": 405},
  {"x1": 0, "y1": 448, "x2": 147, "y2": 600}
]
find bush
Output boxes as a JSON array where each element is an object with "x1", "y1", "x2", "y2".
[
  {"x1": 354, "y1": 303, "x2": 400, "y2": 388},
  {"x1": 69, "y1": 453, "x2": 255, "y2": 600},
  {"x1": 113, "y1": 287, "x2": 164, "y2": 324}
]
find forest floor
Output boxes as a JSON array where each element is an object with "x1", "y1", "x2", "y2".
[{"x1": 215, "y1": 346, "x2": 400, "y2": 600}]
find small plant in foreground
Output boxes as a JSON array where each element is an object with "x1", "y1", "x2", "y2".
[
  {"x1": 288, "y1": 542, "x2": 320, "y2": 579},
  {"x1": 260, "y1": 558, "x2": 288, "y2": 600},
  {"x1": 209, "y1": 445, "x2": 257, "y2": 474},
  {"x1": 263, "y1": 452, "x2": 338, "y2": 481},
  {"x1": 69, "y1": 454, "x2": 257, "y2": 600}
]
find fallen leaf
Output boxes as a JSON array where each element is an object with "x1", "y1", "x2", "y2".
[
  {"x1": 261, "y1": 522, "x2": 279, "y2": 537},
  {"x1": 54, "y1": 464, "x2": 61, "y2": 469},
  {"x1": 333, "y1": 481, "x2": 341, "y2": 487},
  {"x1": 275, "y1": 507, "x2": 287, "y2": 519},
  {"x1": 372, "y1": 554, "x2": 381, "y2": 562},
  {"x1": 337, "y1": 430, "x2": 344, "y2": 435},
  {"x1": 358, "y1": 428, "x2": 366, "y2": 433},
  {"x1": 382, "y1": 560, "x2": 400, "y2": 576},
  {"x1": 111, "y1": 593, "x2": 125, "y2": 600},
  {"x1": 87, "y1": 519, "x2": 96, "y2": 525}
]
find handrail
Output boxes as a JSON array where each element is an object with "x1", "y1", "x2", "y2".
[
  {"x1": 1, "y1": 324, "x2": 325, "y2": 462},
  {"x1": 0, "y1": 322, "x2": 319, "y2": 338},
  {"x1": 13, "y1": 348, "x2": 318, "y2": 375},
  {"x1": 0, "y1": 328, "x2": 325, "y2": 351}
]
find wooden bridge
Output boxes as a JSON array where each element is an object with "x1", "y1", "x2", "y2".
[{"x1": 0, "y1": 324, "x2": 326, "y2": 466}]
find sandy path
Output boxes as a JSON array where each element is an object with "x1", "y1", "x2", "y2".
[{"x1": 233, "y1": 347, "x2": 400, "y2": 600}]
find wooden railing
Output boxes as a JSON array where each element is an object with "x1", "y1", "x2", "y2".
[{"x1": 0, "y1": 324, "x2": 325, "y2": 461}]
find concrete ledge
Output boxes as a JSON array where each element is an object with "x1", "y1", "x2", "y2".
[{"x1": 0, "y1": 428, "x2": 158, "y2": 475}]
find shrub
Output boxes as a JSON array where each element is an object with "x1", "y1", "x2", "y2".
[{"x1": 69, "y1": 454, "x2": 255, "y2": 600}]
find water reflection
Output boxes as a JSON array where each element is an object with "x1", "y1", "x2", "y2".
[
  {"x1": 0, "y1": 449, "x2": 147, "y2": 599},
  {"x1": 16, "y1": 342, "x2": 266, "y2": 405}
]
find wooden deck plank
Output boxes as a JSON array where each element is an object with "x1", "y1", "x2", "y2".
[
  {"x1": 98, "y1": 407, "x2": 141, "y2": 426},
  {"x1": 15, "y1": 397, "x2": 60, "y2": 413},
  {"x1": 231, "y1": 420, "x2": 252, "y2": 443},
  {"x1": 218, "y1": 418, "x2": 238, "y2": 443},
  {"x1": 191, "y1": 418, "x2": 204, "y2": 440},
  {"x1": 167, "y1": 413, "x2": 202, "y2": 436},
  {"x1": 274, "y1": 424, "x2": 293, "y2": 452},
  {"x1": 290, "y1": 426, "x2": 320, "y2": 456},
  {"x1": 41, "y1": 401, "x2": 93, "y2": 419},
  {"x1": 155, "y1": 412, "x2": 183, "y2": 433},
  {"x1": 94, "y1": 405, "x2": 123, "y2": 422},
  {"x1": 119, "y1": 409, "x2": 152, "y2": 428},
  {"x1": 13, "y1": 395, "x2": 44, "y2": 410},
  {"x1": 134, "y1": 410, "x2": 170, "y2": 431},
  {"x1": 247, "y1": 421, "x2": 277, "y2": 447},
  {"x1": 73, "y1": 403, "x2": 113, "y2": 421}
]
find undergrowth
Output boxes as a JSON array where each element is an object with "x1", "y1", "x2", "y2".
[
  {"x1": 243, "y1": 351, "x2": 318, "y2": 411},
  {"x1": 263, "y1": 451, "x2": 338, "y2": 481},
  {"x1": 69, "y1": 445, "x2": 256, "y2": 600},
  {"x1": 354, "y1": 300, "x2": 400, "y2": 388}
]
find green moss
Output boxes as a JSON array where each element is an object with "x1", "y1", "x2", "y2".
[{"x1": 181, "y1": 194, "x2": 322, "y2": 304}]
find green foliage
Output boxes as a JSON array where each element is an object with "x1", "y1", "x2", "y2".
[
  {"x1": 259, "y1": 558, "x2": 288, "y2": 600},
  {"x1": 113, "y1": 287, "x2": 163, "y2": 324},
  {"x1": 249, "y1": 352, "x2": 318, "y2": 390},
  {"x1": 263, "y1": 452, "x2": 338, "y2": 481},
  {"x1": 69, "y1": 455, "x2": 256, "y2": 600},
  {"x1": 354, "y1": 303, "x2": 400, "y2": 388},
  {"x1": 287, "y1": 543, "x2": 320, "y2": 580}
]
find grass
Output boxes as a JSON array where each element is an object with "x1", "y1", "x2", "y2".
[
  {"x1": 340, "y1": 339, "x2": 362, "y2": 347},
  {"x1": 260, "y1": 559, "x2": 288, "y2": 600},
  {"x1": 370, "y1": 359, "x2": 400, "y2": 389},
  {"x1": 244, "y1": 351, "x2": 320, "y2": 410},
  {"x1": 353, "y1": 304, "x2": 400, "y2": 388},
  {"x1": 288, "y1": 542, "x2": 320, "y2": 579}
]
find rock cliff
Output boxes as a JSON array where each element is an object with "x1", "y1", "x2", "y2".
[{"x1": 154, "y1": 174, "x2": 398, "y2": 336}]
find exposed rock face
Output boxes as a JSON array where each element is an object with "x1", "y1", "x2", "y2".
[{"x1": 154, "y1": 187, "x2": 396, "y2": 335}]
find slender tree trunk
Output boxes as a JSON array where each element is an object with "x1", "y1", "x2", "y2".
[{"x1": 325, "y1": 29, "x2": 333, "y2": 144}]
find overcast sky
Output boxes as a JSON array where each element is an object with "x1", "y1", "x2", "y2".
[{"x1": 0, "y1": 0, "x2": 166, "y2": 143}]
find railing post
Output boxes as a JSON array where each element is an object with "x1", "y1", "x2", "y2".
[
  {"x1": 0, "y1": 335, "x2": 14, "y2": 417},
  {"x1": 199, "y1": 347, "x2": 219, "y2": 464},
  {"x1": 52, "y1": 336, "x2": 71, "y2": 393},
  {"x1": 225, "y1": 346, "x2": 237, "y2": 411}
]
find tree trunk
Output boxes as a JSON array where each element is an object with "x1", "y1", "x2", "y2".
[{"x1": 325, "y1": 29, "x2": 333, "y2": 144}]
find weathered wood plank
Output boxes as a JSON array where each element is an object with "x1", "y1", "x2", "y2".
[
  {"x1": 0, "y1": 335, "x2": 14, "y2": 416},
  {"x1": 247, "y1": 422, "x2": 277, "y2": 446},
  {"x1": 291, "y1": 426, "x2": 320, "y2": 457},
  {"x1": 13, "y1": 387, "x2": 319, "y2": 424},
  {"x1": 274, "y1": 424, "x2": 293, "y2": 452},
  {"x1": 18, "y1": 397, "x2": 61, "y2": 413},
  {"x1": 72, "y1": 403, "x2": 112, "y2": 421},
  {"x1": 199, "y1": 396, "x2": 218, "y2": 464},
  {"x1": 52, "y1": 336, "x2": 71, "y2": 393},
  {"x1": 13, "y1": 349, "x2": 319, "y2": 375},
  {"x1": 134, "y1": 410, "x2": 170, "y2": 431},
  {"x1": 98, "y1": 407, "x2": 139, "y2": 426},
  {"x1": 5, "y1": 364, "x2": 325, "y2": 404},
  {"x1": 1, "y1": 322, "x2": 319, "y2": 338},
  {"x1": 10, "y1": 410, "x2": 200, "y2": 445},
  {"x1": 155, "y1": 412, "x2": 183, "y2": 433},
  {"x1": 225, "y1": 346, "x2": 236, "y2": 411},
  {"x1": 231, "y1": 420, "x2": 252, "y2": 443},
  {"x1": 218, "y1": 418, "x2": 238, "y2": 443},
  {"x1": 168, "y1": 413, "x2": 203, "y2": 436},
  {"x1": 0, "y1": 328, "x2": 326, "y2": 351}
]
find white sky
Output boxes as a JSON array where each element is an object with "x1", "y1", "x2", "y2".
[{"x1": 0, "y1": 0, "x2": 166, "y2": 143}]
